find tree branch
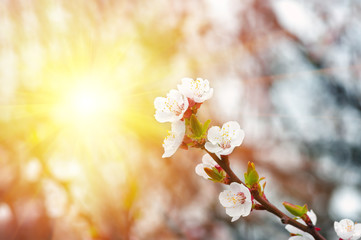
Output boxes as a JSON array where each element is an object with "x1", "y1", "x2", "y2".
[{"x1": 204, "y1": 150, "x2": 327, "y2": 240}]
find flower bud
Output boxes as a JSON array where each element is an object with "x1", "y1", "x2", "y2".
[{"x1": 283, "y1": 202, "x2": 308, "y2": 217}]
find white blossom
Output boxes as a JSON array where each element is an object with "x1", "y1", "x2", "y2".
[
  {"x1": 285, "y1": 210, "x2": 317, "y2": 240},
  {"x1": 162, "y1": 120, "x2": 185, "y2": 158},
  {"x1": 154, "y1": 89, "x2": 189, "y2": 123},
  {"x1": 219, "y1": 182, "x2": 252, "y2": 222},
  {"x1": 334, "y1": 219, "x2": 361, "y2": 240},
  {"x1": 177, "y1": 77, "x2": 213, "y2": 103},
  {"x1": 205, "y1": 121, "x2": 245, "y2": 155},
  {"x1": 195, "y1": 154, "x2": 220, "y2": 179}
]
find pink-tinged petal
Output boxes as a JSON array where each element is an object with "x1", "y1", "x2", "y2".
[
  {"x1": 154, "y1": 89, "x2": 188, "y2": 123},
  {"x1": 205, "y1": 142, "x2": 221, "y2": 153},
  {"x1": 231, "y1": 129, "x2": 245, "y2": 147},
  {"x1": 195, "y1": 164, "x2": 208, "y2": 179},
  {"x1": 229, "y1": 182, "x2": 243, "y2": 193},
  {"x1": 351, "y1": 224, "x2": 361, "y2": 240},
  {"x1": 231, "y1": 215, "x2": 241, "y2": 222},
  {"x1": 207, "y1": 126, "x2": 221, "y2": 144},
  {"x1": 239, "y1": 184, "x2": 251, "y2": 200}
]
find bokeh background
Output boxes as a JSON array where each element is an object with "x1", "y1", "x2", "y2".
[{"x1": 1, "y1": 0, "x2": 361, "y2": 239}]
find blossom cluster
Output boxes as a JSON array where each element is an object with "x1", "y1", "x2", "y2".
[
  {"x1": 154, "y1": 77, "x2": 361, "y2": 240},
  {"x1": 154, "y1": 77, "x2": 213, "y2": 158},
  {"x1": 154, "y1": 78, "x2": 250, "y2": 220}
]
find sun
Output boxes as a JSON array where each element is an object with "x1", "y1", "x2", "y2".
[
  {"x1": 52, "y1": 80, "x2": 120, "y2": 128},
  {"x1": 71, "y1": 88, "x2": 109, "y2": 118}
]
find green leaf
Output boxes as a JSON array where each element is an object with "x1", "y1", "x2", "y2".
[
  {"x1": 244, "y1": 162, "x2": 259, "y2": 186},
  {"x1": 202, "y1": 119, "x2": 211, "y2": 135},
  {"x1": 190, "y1": 114, "x2": 203, "y2": 138},
  {"x1": 246, "y1": 169, "x2": 259, "y2": 186}
]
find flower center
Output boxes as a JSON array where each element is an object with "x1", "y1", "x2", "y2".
[
  {"x1": 219, "y1": 127, "x2": 233, "y2": 149},
  {"x1": 165, "y1": 99, "x2": 184, "y2": 116},
  {"x1": 220, "y1": 139, "x2": 231, "y2": 149},
  {"x1": 345, "y1": 224, "x2": 353, "y2": 232},
  {"x1": 236, "y1": 192, "x2": 246, "y2": 204},
  {"x1": 191, "y1": 79, "x2": 205, "y2": 97},
  {"x1": 226, "y1": 192, "x2": 246, "y2": 205}
]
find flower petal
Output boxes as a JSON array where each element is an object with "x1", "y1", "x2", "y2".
[
  {"x1": 171, "y1": 119, "x2": 185, "y2": 133},
  {"x1": 155, "y1": 111, "x2": 174, "y2": 123},
  {"x1": 239, "y1": 184, "x2": 252, "y2": 200},
  {"x1": 229, "y1": 182, "x2": 243, "y2": 193},
  {"x1": 154, "y1": 89, "x2": 188, "y2": 123},
  {"x1": 226, "y1": 205, "x2": 244, "y2": 217},
  {"x1": 307, "y1": 210, "x2": 317, "y2": 225},
  {"x1": 195, "y1": 164, "x2": 208, "y2": 179},
  {"x1": 221, "y1": 121, "x2": 240, "y2": 134},
  {"x1": 351, "y1": 224, "x2": 361, "y2": 240},
  {"x1": 162, "y1": 121, "x2": 185, "y2": 158},
  {"x1": 218, "y1": 146, "x2": 235, "y2": 155},
  {"x1": 335, "y1": 219, "x2": 355, "y2": 240},
  {"x1": 286, "y1": 224, "x2": 306, "y2": 236},
  {"x1": 219, "y1": 190, "x2": 235, "y2": 208},
  {"x1": 231, "y1": 129, "x2": 245, "y2": 147},
  {"x1": 202, "y1": 154, "x2": 217, "y2": 166},
  {"x1": 177, "y1": 78, "x2": 194, "y2": 98},
  {"x1": 205, "y1": 142, "x2": 221, "y2": 154},
  {"x1": 162, "y1": 145, "x2": 178, "y2": 158},
  {"x1": 207, "y1": 126, "x2": 221, "y2": 144},
  {"x1": 231, "y1": 215, "x2": 241, "y2": 222},
  {"x1": 241, "y1": 201, "x2": 252, "y2": 217},
  {"x1": 289, "y1": 236, "x2": 312, "y2": 240}
]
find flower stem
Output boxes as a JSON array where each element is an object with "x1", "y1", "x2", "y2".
[{"x1": 205, "y1": 150, "x2": 326, "y2": 240}]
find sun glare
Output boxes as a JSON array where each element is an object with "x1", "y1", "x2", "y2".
[
  {"x1": 72, "y1": 89, "x2": 106, "y2": 118},
  {"x1": 53, "y1": 81, "x2": 120, "y2": 128}
]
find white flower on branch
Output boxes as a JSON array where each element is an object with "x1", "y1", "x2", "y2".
[
  {"x1": 334, "y1": 219, "x2": 361, "y2": 240},
  {"x1": 219, "y1": 182, "x2": 252, "y2": 222},
  {"x1": 162, "y1": 120, "x2": 185, "y2": 158},
  {"x1": 154, "y1": 89, "x2": 189, "y2": 123},
  {"x1": 205, "y1": 121, "x2": 245, "y2": 155},
  {"x1": 177, "y1": 77, "x2": 213, "y2": 103},
  {"x1": 285, "y1": 210, "x2": 317, "y2": 240},
  {"x1": 195, "y1": 154, "x2": 220, "y2": 180}
]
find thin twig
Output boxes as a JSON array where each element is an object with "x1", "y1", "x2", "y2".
[{"x1": 204, "y1": 150, "x2": 327, "y2": 240}]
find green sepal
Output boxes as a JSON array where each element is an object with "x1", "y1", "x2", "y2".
[
  {"x1": 204, "y1": 167, "x2": 225, "y2": 182},
  {"x1": 190, "y1": 114, "x2": 203, "y2": 138},
  {"x1": 202, "y1": 119, "x2": 211, "y2": 135},
  {"x1": 244, "y1": 162, "x2": 259, "y2": 187},
  {"x1": 283, "y1": 202, "x2": 308, "y2": 217}
]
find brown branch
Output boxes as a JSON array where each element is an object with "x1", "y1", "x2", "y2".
[{"x1": 204, "y1": 150, "x2": 327, "y2": 240}]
